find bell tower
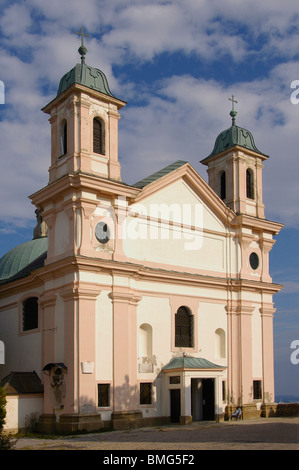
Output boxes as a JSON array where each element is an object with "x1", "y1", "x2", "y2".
[
  {"x1": 31, "y1": 31, "x2": 128, "y2": 265},
  {"x1": 201, "y1": 96, "x2": 268, "y2": 219},
  {"x1": 42, "y1": 29, "x2": 126, "y2": 184}
]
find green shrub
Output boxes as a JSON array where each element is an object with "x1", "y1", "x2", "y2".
[
  {"x1": 0, "y1": 384, "x2": 6, "y2": 431},
  {"x1": 0, "y1": 383, "x2": 15, "y2": 449}
]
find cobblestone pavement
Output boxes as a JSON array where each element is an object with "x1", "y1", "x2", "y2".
[{"x1": 12, "y1": 417, "x2": 299, "y2": 451}]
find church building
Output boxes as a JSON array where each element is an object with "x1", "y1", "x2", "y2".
[{"x1": 0, "y1": 37, "x2": 283, "y2": 433}]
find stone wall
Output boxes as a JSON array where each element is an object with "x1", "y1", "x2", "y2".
[{"x1": 262, "y1": 403, "x2": 299, "y2": 417}]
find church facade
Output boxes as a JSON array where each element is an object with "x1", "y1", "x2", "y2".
[{"x1": 0, "y1": 44, "x2": 283, "y2": 432}]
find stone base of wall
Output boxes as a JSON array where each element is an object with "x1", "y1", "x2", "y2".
[
  {"x1": 39, "y1": 412, "x2": 170, "y2": 434},
  {"x1": 38, "y1": 413, "x2": 107, "y2": 434},
  {"x1": 180, "y1": 415, "x2": 192, "y2": 425},
  {"x1": 225, "y1": 404, "x2": 261, "y2": 420},
  {"x1": 261, "y1": 402, "x2": 299, "y2": 417},
  {"x1": 111, "y1": 410, "x2": 143, "y2": 430}
]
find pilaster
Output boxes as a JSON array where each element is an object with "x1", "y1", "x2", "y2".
[{"x1": 110, "y1": 286, "x2": 141, "y2": 415}]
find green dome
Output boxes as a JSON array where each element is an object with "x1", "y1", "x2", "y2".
[
  {"x1": 0, "y1": 237, "x2": 48, "y2": 281},
  {"x1": 57, "y1": 62, "x2": 115, "y2": 98},
  {"x1": 205, "y1": 123, "x2": 268, "y2": 160}
]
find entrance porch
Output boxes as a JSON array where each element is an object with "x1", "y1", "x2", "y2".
[{"x1": 162, "y1": 356, "x2": 226, "y2": 424}]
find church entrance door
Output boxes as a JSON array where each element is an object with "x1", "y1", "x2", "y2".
[
  {"x1": 202, "y1": 378, "x2": 215, "y2": 420},
  {"x1": 170, "y1": 389, "x2": 181, "y2": 422}
]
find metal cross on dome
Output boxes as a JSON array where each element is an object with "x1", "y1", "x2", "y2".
[
  {"x1": 229, "y1": 95, "x2": 238, "y2": 124},
  {"x1": 75, "y1": 27, "x2": 90, "y2": 63},
  {"x1": 229, "y1": 94, "x2": 238, "y2": 111}
]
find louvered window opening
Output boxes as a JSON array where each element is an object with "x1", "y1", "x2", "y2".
[
  {"x1": 246, "y1": 169, "x2": 254, "y2": 199},
  {"x1": 175, "y1": 306, "x2": 193, "y2": 348},
  {"x1": 93, "y1": 118, "x2": 104, "y2": 155}
]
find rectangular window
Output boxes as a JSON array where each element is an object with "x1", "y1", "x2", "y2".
[
  {"x1": 98, "y1": 384, "x2": 110, "y2": 407},
  {"x1": 140, "y1": 382, "x2": 152, "y2": 405},
  {"x1": 253, "y1": 380, "x2": 262, "y2": 400},
  {"x1": 169, "y1": 376, "x2": 180, "y2": 384}
]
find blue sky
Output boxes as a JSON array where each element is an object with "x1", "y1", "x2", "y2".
[{"x1": 0, "y1": 0, "x2": 298, "y2": 399}]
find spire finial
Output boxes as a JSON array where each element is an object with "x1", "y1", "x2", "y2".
[
  {"x1": 228, "y1": 94, "x2": 238, "y2": 125},
  {"x1": 75, "y1": 27, "x2": 90, "y2": 64}
]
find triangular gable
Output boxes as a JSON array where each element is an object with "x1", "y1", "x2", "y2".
[{"x1": 132, "y1": 160, "x2": 236, "y2": 227}]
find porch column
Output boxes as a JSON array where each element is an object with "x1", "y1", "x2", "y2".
[{"x1": 180, "y1": 375, "x2": 192, "y2": 425}]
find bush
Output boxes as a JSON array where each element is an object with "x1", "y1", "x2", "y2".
[
  {"x1": 0, "y1": 384, "x2": 7, "y2": 431},
  {"x1": 0, "y1": 383, "x2": 15, "y2": 449},
  {"x1": 0, "y1": 431, "x2": 15, "y2": 450}
]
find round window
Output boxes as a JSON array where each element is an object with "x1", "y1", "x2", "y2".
[
  {"x1": 249, "y1": 252, "x2": 259, "y2": 270},
  {"x1": 95, "y1": 222, "x2": 110, "y2": 244}
]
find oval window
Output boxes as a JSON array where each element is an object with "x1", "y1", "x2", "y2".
[
  {"x1": 249, "y1": 252, "x2": 259, "y2": 270},
  {"x1": 95, "y1": 222, "x2": 110, "y2": 244}
]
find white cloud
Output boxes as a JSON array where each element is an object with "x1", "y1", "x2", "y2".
[
  {"x1": 1, "y1": 0, "x2": 299, "y2": 232},
  {"x1": 0, "y1": 3, "x2": 32, "y2": 37}
]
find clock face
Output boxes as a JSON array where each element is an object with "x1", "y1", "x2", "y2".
[
  {"x1": 95, "y1": 221, "x2": 110, "y2": 244},
  {"x1": 249, "y1": 252, "x2": 259, "y2": 270}
]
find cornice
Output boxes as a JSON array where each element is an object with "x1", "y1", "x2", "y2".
[
  {"x1": 0, "y1": 254, "x2": 283, "y2": 299},
  {"x1": 30, "y1": 172, "x2": 140, "y2": 207},
  {"x1": 42, "y1": 82, "x2": 126, "y2": 115}
]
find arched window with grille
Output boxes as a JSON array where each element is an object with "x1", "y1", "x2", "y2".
[
  {"x1": 246, "y1": 168, "x2": 254, "y2": 199},
  {"x1": 93, "y1": 117, "x2": 105, "y2": 155},
  {"x1": 175, "y1": 306, "x2": 193, "y2": 348}
]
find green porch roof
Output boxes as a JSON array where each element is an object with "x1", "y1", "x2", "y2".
[{"x1": 162, "y1": 356, "x2": 226, "y2": 371}]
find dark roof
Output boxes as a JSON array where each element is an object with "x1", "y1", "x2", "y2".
[
  {"x1": 133, "y1": 160, "x2": 188, "y2": 189},
  {"x1": 1, "y1": 371, "x2": 43, "y2": 395}
]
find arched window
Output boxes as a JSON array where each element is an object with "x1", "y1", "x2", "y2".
[
  {"x1": 22, "y1": 297, "x2": 38, "y2": 331},
  {"x1": 215, "y1": 328, "x2": 226, "y2": 358},
  {"x1": 139, "y1": 323, "x2": 152, "y2": 357},
  {"x1": 175, "y1": 306, "x2": 193, "y2": 348},
  {"x1": 246, "y1": 168, "x2": 254, "y2": 199},
  {"x1": 93, "y1": 117, "x2": 105, "y2": 155},
  {"x1": 220, "y1": 171, "x2": 226, "y2": 200},
  {"x1": 60, "y1": 120, "x2": 67, "y2": 156}
]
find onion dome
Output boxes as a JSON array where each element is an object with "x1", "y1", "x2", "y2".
[{"x1": 202, "y1": 107, "x2": 268, "y2": 163}]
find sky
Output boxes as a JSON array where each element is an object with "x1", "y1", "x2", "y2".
[{"x1": 0, "y1": 0, "x2": 298, "y2": 399}]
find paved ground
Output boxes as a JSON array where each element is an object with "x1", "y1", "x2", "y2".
[{"x1": 12, "y1": 417, "x2": 299, "y2": 451}]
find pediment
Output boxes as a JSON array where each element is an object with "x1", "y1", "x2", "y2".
[{"x1": 132, "y1": 162, "x2": 235, "y2": 230}]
